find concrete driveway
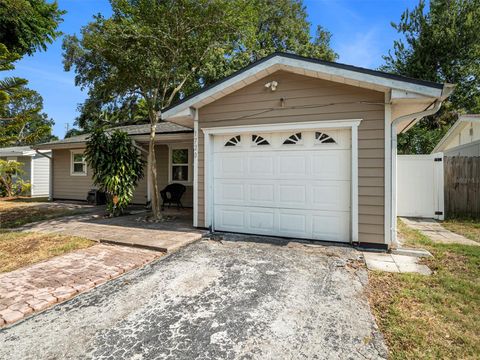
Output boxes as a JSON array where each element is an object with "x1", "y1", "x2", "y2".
[{"x1": 0, "y1": 236, "x2": 387, "y2": 360}]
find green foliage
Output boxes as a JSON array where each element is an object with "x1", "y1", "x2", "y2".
[
  {"x1": 65, "y1": 0, "x2": 337, "y2": 131},
  {"x1": 85, "y1": 128, "x2": 146, "y2": 216},
  {"x1": 0, "y1": 0, "x2": 64, "y2": 146},
  {"x1": 0, "y1": 159, "x2": 31, "y2": 197},
  {"x1": 0, "y1": 0, "x2": 65, "y2": 57},
  {"x1": 0, "y1": 86, "x2": 57, "y2": 146},
  {"x1": 382, "y1": 0, "x2": 480, "y2": 154}
]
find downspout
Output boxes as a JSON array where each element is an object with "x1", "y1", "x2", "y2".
[
  {"x1": 35, "y1": 150, "x2": 53, "y2": 201},
  {"x1": 389, "y1": 84, "x2": 455, "y2": 248}
]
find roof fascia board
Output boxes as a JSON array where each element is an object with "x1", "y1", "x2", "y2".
[
  {"x1": 164, "y1": 54, "x2": 444, "y2": 120},
  {"x1": 278, "y1": 57, "x2": 443, "y2": 98}
]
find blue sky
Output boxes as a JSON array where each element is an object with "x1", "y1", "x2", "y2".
[{"x1": 6, "y1": 0, "x2": 420, "y2": 139}]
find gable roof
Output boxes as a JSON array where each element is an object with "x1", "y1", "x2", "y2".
[
  {"x1": 163, "y1": 52, "x2": 445, "y2": 120},
  {"x1": 34, "y1": 122, "x2": 193, "y2": 150},
  {"x1": 433, "y1": 114, "x2": 480, "y2": 153},
  {"x1": 0, "y1": 146, "x2": 50, "y2": 157}
]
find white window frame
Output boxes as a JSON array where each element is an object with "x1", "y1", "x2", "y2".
[
  {"x1": 70, "y1": 150, "x2": 87, "y2": 176},
  {"x1": 168, "y1": 143, "x2": 193, "y2": 185}
]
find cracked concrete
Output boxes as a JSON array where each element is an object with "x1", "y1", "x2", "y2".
[{"x1": 0, "y1": 236, "x2": 387, "y2": 360}]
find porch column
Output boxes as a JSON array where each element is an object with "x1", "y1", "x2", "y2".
[{"x1": 193, "y1": 107, "x2": 199, "y2": 227}]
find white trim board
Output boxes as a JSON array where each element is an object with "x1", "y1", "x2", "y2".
[{"x1": 202, "y1": 119, "x2": 362, "y2": 243}]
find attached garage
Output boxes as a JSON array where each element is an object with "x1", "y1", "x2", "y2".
[
  {"x1": 205, "y1": 122, "x2": 359, "y2": 243},
  {"x1": 161, "y1": 52, "x2": 453, "y2": 248}
]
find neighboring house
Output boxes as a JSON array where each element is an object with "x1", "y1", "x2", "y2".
[
  {"x1": 432, "y1": 114, "x2": 480, "y2": 156},
  {"x1": 35, "y1": 53, "x2": 454, "y2": 249},
  {"x1": 0, "y1": 146, "x2": 51, "y2": 197}
]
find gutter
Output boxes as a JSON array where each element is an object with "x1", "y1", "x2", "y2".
[{"x1": 389, "y1": 83, "x2": 455, "y2": 248}]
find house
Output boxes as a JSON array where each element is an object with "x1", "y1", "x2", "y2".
[
  {"x1": 35, "y1": 53, "x2": 454, "y2": 249},
  {"x1": 432, "y1": 114, "x2": 480, "y2": 156},
  {"x1": 0, "y1": 146, "x2": 51, "y2": 197}
]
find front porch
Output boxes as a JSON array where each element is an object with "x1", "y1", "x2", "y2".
[{"x1": 22, "y1": 206, "x2": 205, "y2": 253}]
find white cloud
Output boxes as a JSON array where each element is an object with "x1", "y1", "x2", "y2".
[
  {"x1": 336, "y1": 28, "x2": 382, "y2": 69},
  {"x1": 15, "y1": 64, "x2": 75, "y2": 86}
]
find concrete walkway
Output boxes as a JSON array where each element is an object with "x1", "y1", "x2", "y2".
[
  {"x1": 401, "y1": 217, "x2": 479, "y2": 246},
  {"x1": 0, "y1": 244, "x2": 160, "y2": 327},
  {"x1": 363, "y1": 252, "x2": 431, "y2": 275},
  {"x1": 20, "y1": 208, "x2": 206, "y2": 253}
]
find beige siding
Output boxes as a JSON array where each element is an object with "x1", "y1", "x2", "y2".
[
  {"x1": 52, "y1": 148, "x2": 148, "y2": 204},
  {"x1": 155, "y1": 145, "x2": 193, "y2": 207},
  {"x1": 198, "y1": 70, "x2": 385, "y2": 244},
  {"x1": 52, "y1": 146, "x2": 193, "y2": 207}
]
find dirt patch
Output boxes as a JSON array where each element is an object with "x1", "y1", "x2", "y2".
[{"x1": 0, "y1": 231, "x2": 94, "y2": 273}]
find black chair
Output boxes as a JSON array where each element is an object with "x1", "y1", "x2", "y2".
[{"x1": 160, "y1": 183, "x2": 186, "y2": 210}]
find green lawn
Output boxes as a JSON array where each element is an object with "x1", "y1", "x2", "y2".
[
  {"x1": 442, "y1": 218, "x2": 480, "y2": 243},
  {"x1": 368, "y1": 219, "x2": 480, "y2": 359},
  {"x1": 0, "y1": 200, "x2": 88, "y2": 228}
]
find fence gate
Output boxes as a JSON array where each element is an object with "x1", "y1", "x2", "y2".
[{"x1": 397, "y1": 153, "x2": 444, "y2": 220}]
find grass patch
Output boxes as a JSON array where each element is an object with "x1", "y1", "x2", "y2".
[
  {"x1": 0, "y1": 231, "x2": 94, "y2": 273},
  {"x1": 442, "y1": 218, "x2": 480, "y2": 243},
  {"x1": 0, "y1": 200, "x2": 88, "y2": 228},
  {"x1": 368, "y1": 219, "x2": 480, "y2": 359}
]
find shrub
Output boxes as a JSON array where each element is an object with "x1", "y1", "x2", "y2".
[
  {"x1": 85, "y1": 128, "x2": 146, "y2": 216},
  {"x1": 0, "y1": 159, "x2": 31, "y2": 197}
]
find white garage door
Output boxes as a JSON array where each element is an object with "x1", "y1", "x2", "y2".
[{"x1": 212, "y1": 129, "x2": 352, "y2": 242}]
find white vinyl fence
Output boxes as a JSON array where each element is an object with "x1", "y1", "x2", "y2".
[{"x1": 397, "y1": 153, "x2": 444, "y2": 220}]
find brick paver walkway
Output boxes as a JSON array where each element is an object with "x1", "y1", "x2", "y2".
[{"x1": 0, "y1": 244, "x2": 161, "y2": 327}]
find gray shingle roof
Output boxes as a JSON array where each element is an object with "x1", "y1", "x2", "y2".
[
  {"x1": 36, "y1": 122, "x2": 193, "y2": 147},
  {"x1": 0, "y1": 146, "x2": 34, "y2": 155}
]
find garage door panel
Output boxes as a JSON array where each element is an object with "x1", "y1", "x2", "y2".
[
  {"x1": 249, "y1": 210, "x2": 275, "y2": 232},
  {"x1": 214, "y1": 155, "x2": 245, "y2": 178},
  {"x1": 215, "y1": 208, "x2": 245, "y2": 230},
  {"x1": 311, "y1": 182, "x2": 350, "y2": 211},
  {"x1": 249, "y1": 183, "x2": 275, "y2": 203},
  {"x1": 311, "y1": 151, "x2": 350, "y2": 180},
  {"x1": 278, "y1": 155, "x2": 307, "y2": 177},
  {"x1": 218, "y1": 182, "x2": 245, "y2": 202},
  {"x1": 278, "y1": 184, "x2": 306, "y2": 206},
  {"x1": 312, "y1": 212, "x2": 350, "y2": 241},
  {"x1": 248, "y1": 156, "x2": 275, "y2": 177},
  {"x1": 278, "y1": 211, "x2": 308, "y2": 236}
]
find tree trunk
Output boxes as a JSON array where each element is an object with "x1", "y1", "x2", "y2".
[{"x1": 149, "y1": 118, "x2": 161, "y2": 219}]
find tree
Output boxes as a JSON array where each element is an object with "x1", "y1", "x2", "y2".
[
  {"x1": 85, "y1": 129, "x2": 145, "y2": 216},
  {"x1": 69, "y1": 0, "x2": 337, "y2": 133},
  {"x1": 382, "y1": 0, "x2": 480, "y2": 154},
  {"x1": 63, "y1": 0, "x2": 256, "y2": 218},
  {"x1": 0, "y1": 159, "x2": 31, "y2": 197},
  {"x1": 0, "y1": 0, "x2": 65, "y2": 57},
  {"x1": 0, "y1": 86, "x2": 57, "y2": 146},
  {"x1": 0, "y1": 0, "x2": 64, "y2": 146}
]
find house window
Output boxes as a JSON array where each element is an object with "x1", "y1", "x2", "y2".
[
  {"x1": 70, "y1": 150, "x2": 87, "y2": 176},
  {"x1": 171, "y1": 148, "x2": 189, "y2": 182}
]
